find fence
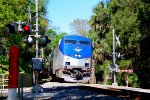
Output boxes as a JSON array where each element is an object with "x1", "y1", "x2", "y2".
[
  {"x1": 0, "y1": 73, "x2": 9, "y2": 95},
  {"x1": 0, "y1": 73, "x2": 32, "y2": 99}
]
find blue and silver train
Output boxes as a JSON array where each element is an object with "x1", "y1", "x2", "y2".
[{"x1": 49, "y1": 35, "x2": 93, "y2": 83}]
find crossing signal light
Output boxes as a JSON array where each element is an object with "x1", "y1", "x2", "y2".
[
  {"x1": 22, "y1": 23, "x2": 32, "y2": 34},
  {"x1": 5, "y1": 22, "x2": 18, "y2": 34},
  {"x1": 41, "y1": 36, "x2": 51, "y2": 47},
  {"x1": 22, "y1": 36, "x2": 33, "y2": 47},
  {"x1": 104, "y1": 53, "x2": 112, "y2": 60}
]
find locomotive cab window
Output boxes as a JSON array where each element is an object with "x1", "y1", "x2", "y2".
[
  {"x1": 65, "y1": 40, "x2": 76, "y2": 44},
  {"x1": 79, "y1": 41, "x2": 90, "y2": 45}
]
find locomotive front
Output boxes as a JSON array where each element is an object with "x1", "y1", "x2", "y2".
[{"x1": 59, "y1": 35, "x2": 93, "y2": 83}]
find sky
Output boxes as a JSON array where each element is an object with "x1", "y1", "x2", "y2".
[{"x1": 46, "y1": 0, "x2": 102, "y2": 34}]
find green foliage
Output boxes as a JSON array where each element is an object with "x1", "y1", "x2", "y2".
[
  {"x1": 97, "y1": 60, "x2": 110, "y2": 73},
  {"x1": 0, "y1": 55, "x2": 9, "y2": 74},
  {"x1": 44, "y1": 29, "x2": 68, "y2": 64},
  {"x1": 128, "y1": 73, "x2": 139, "y2": 87},
  {"x1": 117, "y1": 72, "x2": 139, "y2": 87},
  {"x1": 0, "y1": 0, "x2": 28, "y2": 30},
  {"x1": 0, "y1": 68, "x2": 2, "y2": 74},
  {"x1": 96, "y1": 60, "x2": 111, "y2": 84},
  {"x1": 90, "y1": 0, "x2": 150, "y2": 88},
  {"x1": 89, "y1": 2, "x2": 110, "y2": 38},
  {"x1": 119, "y1": 60, "x2": 132, "y2": 69},
  {"x1": 46, "y1": 29, "x2": 68, "y2": 51}
]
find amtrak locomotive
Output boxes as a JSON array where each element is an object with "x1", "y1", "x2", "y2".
[{"x1": 49, "y1": 35, "x2": 93, "y2": 83}]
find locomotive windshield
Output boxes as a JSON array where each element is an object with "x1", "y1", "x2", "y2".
[
  {"x1": 65, "y1": 40, "x2": 76, "y2": 44},
  {"x1": 65, "y1": 39, "x2": 91, "y2": 46},
  {"x1": 79, "y1": 41, "x2": 90, "y2": 45}
]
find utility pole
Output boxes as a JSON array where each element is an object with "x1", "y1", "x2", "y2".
[{"x1": 112, "y1": 29, "x2": 118, "y2": 86}]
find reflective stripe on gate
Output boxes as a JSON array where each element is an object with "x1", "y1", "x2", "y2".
[{"x1": 116, "y1": 69, "x2": 133, "y2": 73}]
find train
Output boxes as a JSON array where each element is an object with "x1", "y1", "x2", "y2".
[{"x1": 48, "y1": 35, "x2": 94, "y2": 83}]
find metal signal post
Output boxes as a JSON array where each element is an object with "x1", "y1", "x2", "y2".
[
  {"x1": 35, "y1": 0, "x2": 39, "y2": 58},
  {"x1": 112, "y1": 29, "x2": 118, "y2": 86},
  {"x1": 32, "y1": 0, "x2": 41, "y2": 94},
  {"x1": 32, "y1": 0, "x2": 50, "y2": 93}
]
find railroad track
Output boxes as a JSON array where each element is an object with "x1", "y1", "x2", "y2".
[
  {"x1": 80, "y1": 84, "x2": 150, "y2": 100},
  {"x1": 22, "y1": 82, "x2": 150, "y2": 100},
  {"x1": 1, "y1": 82, "x2": 150, "y2": 100},
  {"x1": 23, "y1": 83, "x2": 124, "y2": 100}
]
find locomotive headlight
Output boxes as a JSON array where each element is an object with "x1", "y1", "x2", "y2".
[
  {"x1": 75, "y1": 54, "x2": 78, "y2": 57},
  {"x1": 78, "y1": 54, "x2": 81, "y2": 57},
  {"x1": 86, "y1": 59, "x2": 89, "y2": 63},
  {"x1": 66, "y1": 58, "x2": 70, "y2": 62}
]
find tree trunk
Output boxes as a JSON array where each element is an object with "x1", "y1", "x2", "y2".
[
  {"x1": 125, "y1": 73, "x2": 129, "y2": 87},
  {"x1": 103, "y1": 74, "x2": 109, "y2": 85},
  {"x1": 89, "y1": 60, "x2": 96, "y2": 84}
]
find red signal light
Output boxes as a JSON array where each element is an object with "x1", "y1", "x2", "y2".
[
  {"x1": 22, "y1": 23, "x2": 32, "y2": 34},
  {"x1": 24, "y1": 25, "x2": 29, "y2": 31}
]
